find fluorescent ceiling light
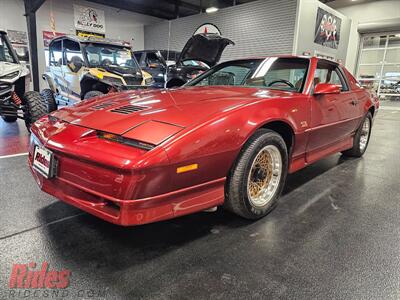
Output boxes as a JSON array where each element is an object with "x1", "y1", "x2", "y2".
[{"x1": 206, "y1": 7, "x2": 218, "y2": 13}]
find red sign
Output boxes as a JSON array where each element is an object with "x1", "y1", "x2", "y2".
[{"x1": 43, "y1": 31, "x2": 65, "y2": 48}]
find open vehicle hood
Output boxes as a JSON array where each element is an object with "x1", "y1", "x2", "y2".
[{"x1": 177, "y1": 33, "x2": 234, "y2": 67}]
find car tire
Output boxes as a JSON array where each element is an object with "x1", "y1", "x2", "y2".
[
  {"x1": 40, "y1": 89, "x2": 57, "y2": 113},
  {"x1": 224, "y1": 129, "x2": 288, "y2": 219},
  {"x1": 84, "y1": 90, "x2": 104, "y2": 100},
  {"x1": 342, "y1": 112, "x2": 373, "y2": 158},
  {"x1": 23, "y1": 91, "x2": 47, "y2": 132}
]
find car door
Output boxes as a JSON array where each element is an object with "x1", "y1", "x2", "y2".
[
  {"x1": 48, "y1": 39, "x2": 68, "y2": 96},
  {"x1": 62, "y1": 39, "x2": 84, "y2": 103},
  {"x1": 307, "y1": 61, "x2": 358, "y2": 161}
]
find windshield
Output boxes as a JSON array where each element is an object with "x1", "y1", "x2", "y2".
[
  {"x1": 188, "y1": 57, "x2": 309, "y2": 92},
  {"x1": 84, "y1": 44, "x2": 140, "y2": 70},
  {"x1": 0, "y1": 33, "x2": 16, "y2": 63}
]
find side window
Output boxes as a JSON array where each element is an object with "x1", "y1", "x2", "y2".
[
  {"x1": 63, "y1": 40, "x2": 83, "y2": 73},
  {"x1": 315, "y1": 62, "x2": 349, "y2": 91},
  {"x1": 49, "y1": 40, "x2": 63, "y2": 66},
  {"x1": 134, "y1": 53, "x2": 144, "y2": 67},
  {"x1": 146, "y1": 52, "x2": 163, "y2": 67}
]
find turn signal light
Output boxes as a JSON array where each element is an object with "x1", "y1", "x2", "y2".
[
  {"x1": 177, "y1": 164, "x2": 198, "y2": 174},
  {"x1": 97, "y1": 131, "x2": 155, "y2": 151}
]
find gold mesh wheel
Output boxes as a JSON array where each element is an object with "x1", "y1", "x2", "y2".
[{"x1": 247, "y1": 145, "x2": 282, "y2": 207}]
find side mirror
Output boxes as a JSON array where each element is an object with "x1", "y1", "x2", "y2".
[{"x1": 314, "y1": 83, "x2": 341, "y2": 95}]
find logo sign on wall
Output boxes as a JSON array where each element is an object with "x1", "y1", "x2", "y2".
[
  {"x1": 194, "y1": 23, "x2": 221, "y2": 36},
  {"x1": 74, "y1": 4, "x2": 105, "y2": 34},
  {"x1": 314, "y1": 7, "x2": 341, "y2": 49}
]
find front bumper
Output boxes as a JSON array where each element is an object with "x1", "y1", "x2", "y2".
[
  {"x1": 28, "y1": 124, "x2": 225, "y2": 226},
  {"x1": 29, "y1": 158, "x2": 225, "y2": 226}
]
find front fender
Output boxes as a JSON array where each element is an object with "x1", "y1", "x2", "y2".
[{"x1": 161, "y1": 96, "x2": 309, "y2": 190}]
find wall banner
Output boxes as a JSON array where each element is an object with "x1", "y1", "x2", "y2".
[
  {"x1": 314, "y1": 7, "x2": 341, "y2": 49},
  {"x1": 74, "y1": 4, "x2": 105, "y2": 34}
]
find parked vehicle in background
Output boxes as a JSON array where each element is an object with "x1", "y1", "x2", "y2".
[
  {"x1": 42, "y1": 35, "x2": 152, "y2": 112},
  {"x1": 0, "y1": 30, "x2": 47, "y2": 131},
  {"x1": 29, "y1": 56, "x2": 379, "y2": 226},
  {"x1": 134, "y1": 33, "x2": 234, "y2": 88},
  {"x1": 134, "y1": 50, "x2": 180, "y2": 88}
]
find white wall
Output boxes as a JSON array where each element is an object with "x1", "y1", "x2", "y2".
[
  {"x1": 0, "y1": 1, "x2": 26, "y2": 32},
  {"x1": 336, "y1": 0, "x2": 400, "y2": 72},
  {"x1": 294, "y1": 0, "x2": 352, "y2": 63},
  {"x1": 145, "y1": 0, "x2": 298, "y2": 62},
  {"x1": 0, "y1": 0, "x2": 161, "y2": 90}
]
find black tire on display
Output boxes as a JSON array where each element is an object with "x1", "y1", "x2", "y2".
[
  {"x1": 40, "y1": 88, "x2": 58, "y2": 113},
  {"x1": 224, "y1": 129, "x2": 288, "y2": 219},
  {"x1": 84, "y1": 90, "x2": 104, "y2": 100},
  {"x1": 342, "y1": 112, "x2": 373, "y2": 158},
  {"x1": 23, "y1": 91, "x2": 47, "y2": 132}
]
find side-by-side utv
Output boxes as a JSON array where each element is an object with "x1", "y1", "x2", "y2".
[
  {"x1": 42, "y1": 35, "x2": 152, "y2": 112},
  {"x1": 0, "y1": 30, "x2": 47, "y2": 131}
]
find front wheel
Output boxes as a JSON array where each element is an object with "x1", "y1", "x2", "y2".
[
  {"x1": 224, "y1": 129, "x2": 288, "y2": 219},
  {"x1": 40, "y1": 88, "x2": 57, "y2": 113},
  {"x1": 23, "y1": 91, "x2": 47, "y2": 132},
  {"x1": 342, "y1": 112, "x2": 372, "y2": 158}
]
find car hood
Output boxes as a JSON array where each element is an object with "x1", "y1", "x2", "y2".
[
  {"x1": 51, "y1": 86, "x2": 291, "y2": 145},
  {"x1": 178, "y1": 33, "x2": 234, "y2": 67},
  {"x1": 0, "y1": 62, "x2": 28, "y2": 81}
]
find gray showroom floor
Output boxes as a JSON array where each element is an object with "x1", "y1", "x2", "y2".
[{"x1": 0, "y1": 105, "x2": 399, "y2": 299}]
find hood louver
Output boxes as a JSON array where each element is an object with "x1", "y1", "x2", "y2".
[
  {"x1": 110, "y1": 105, "x2": 148, "y2": 115},
  {"x1": 91, "y1": 102, "x2": 116, "y2": 111}
]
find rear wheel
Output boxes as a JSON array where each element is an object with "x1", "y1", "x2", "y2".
[
  {"x1": 23, "y1": 91, "x2": 47, "y2": 132},
  {"x1": 40, "y1": 88, "x2": 57, "y2": 113},
  {"x1": 84, "y1": 90, "x2": 104, "y2": 100},
  {"x1": 224, "y1": 129, "x2": 288, "y2": 219},
  {"x1": 342, "y1": 112, "x2": 372, "y2": 157}
]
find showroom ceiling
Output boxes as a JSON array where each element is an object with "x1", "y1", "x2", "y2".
[{"x1": 85, "y1": 0, "x2": 258, "y2": 19}]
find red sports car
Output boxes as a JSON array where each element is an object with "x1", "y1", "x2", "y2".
[{"x1": 29, "y1": 56, "x2": 379, "y2": 226}]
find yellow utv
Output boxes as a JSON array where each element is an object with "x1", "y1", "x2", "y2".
[{"x1": 42, "y1": 35, "x2": 153, "y2": 112}]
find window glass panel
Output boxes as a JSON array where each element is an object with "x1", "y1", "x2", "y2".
[
  {"x1": 0, "y1": 36, "x2": 14, "y2": 63},
  {"x1": 382, "y1": 64, "x2": 400, "y2": 79},
  {"x1": 49, "y1": 40, "x2": 62, "y2": 66},
  {"x1": 379, "y1": 79, "x2": 400, "y2": 95},
  {"x1": 385, "y1": 48, "x2": 400, "y2": 63},
  {"x1": 146, "y1": 52, "x2": 163, "y2": 67},
  {"x1": 360, "y1": 49, "x2": 384, "y2": 64},
  {"x1": 191, "y1": 58, "x2": 309, "y2": 93},
  {"x1": 358, "y1": 65, "x2": 382, "y2": 79},
  {"x1": 359, "y1": 78, "x2": 379, "y2": 93},
  {"x1": 362, "y1": 35, "x2": 387, "y2": 49},
  {"x1": 388, "y1": 34, "x2": 400, "y2": 48}
]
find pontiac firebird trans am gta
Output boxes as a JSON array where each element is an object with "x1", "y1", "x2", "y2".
[{"x1": 29, "y1": 56, "x2": 379, "y2": 226}]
